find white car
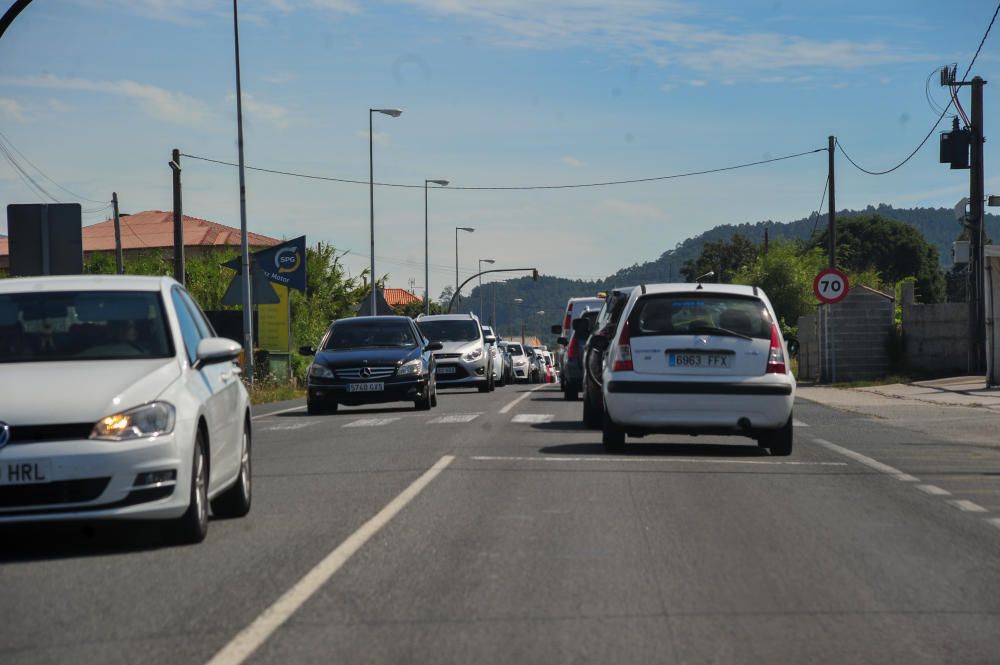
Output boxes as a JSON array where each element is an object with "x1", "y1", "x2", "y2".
[
  {"x1": 0, "y1": 275, "x2": 252, "y2": 543},
  {"x1": 597, "y1": 283, "x2": 795, "y2": 455}
]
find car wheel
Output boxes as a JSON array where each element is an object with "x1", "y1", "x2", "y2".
[
  {"x1": 213, "y1": 417, "x2": 252, "y2": 518},
  {"x1": 601, "y1": 405, "x2": 626, "y2": 452},
  {"x1": 583, "y1": 392, "x2": 602, "y2": 429},
  {"x1": 167, "y1": 429, "x2": 209, "y2": 544},
  {"x1": 477, "y1": 379, "x2": 490, "y2": 393},
  {"x1": 760, "y1": 415, "x2": 793, "y2": 456},
  {"x1": 307, "y1": 400, "x2": 337, "y2": 415},
  {"x1": 563, "y1": 382, "x2": 578, "y2": 400},
  {"x1": 430, "y1": 380, "x2": 439, "y2": 407},
  {"x1": 414, "y1": 385, "x2": 433, "y2": 410},
  {"x1": 489, "y1": 371, "x2": 496, "y2": 391}
]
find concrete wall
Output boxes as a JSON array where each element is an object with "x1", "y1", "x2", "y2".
[
  {"x1": 900, "y1": 281, "x2": 971, "y2": 377},
  {"x1": 796, "y1": 286, "x2": 894, "y2": 382}
]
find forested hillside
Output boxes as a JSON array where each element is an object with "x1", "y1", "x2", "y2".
[{"x1": 476, "y1": 204, "x2": 1000, "y2": 341}]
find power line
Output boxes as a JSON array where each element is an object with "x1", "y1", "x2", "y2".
[
  {"x1": 0, "y1": 130, "x2": 110, "y2": 204},
  {"x1": 809, "y1": 175, "x2": 830, "y2": 240},
  {"x1": 180, "y1": 149, "x2": 825, "y2": 192},
  {"x1": 837, "y1": 1, "x2": 999, "y2": 176}
]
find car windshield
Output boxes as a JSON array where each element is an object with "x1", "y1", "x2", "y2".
[
  {"x1": 324, "y1": 320, "x2": 417, "y2": 349},
  {"x1": 632, "y1": 294, "x2": 773, "y2": 339},
  {"x1": 418, "y1": 320, "x2": 480, "y2": 342},
  {"x1": 505, "y1": 344, "x2": 524, "y2": 356},
  {"x1": 0, "y1": 290, "x2": 172, "y2": 363}
]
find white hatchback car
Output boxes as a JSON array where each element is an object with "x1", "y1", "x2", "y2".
[
  {"x1": 0, "y1": 275, "x2": 252, "y2": 543},
  {"x1": 598, "y1": 283, "x2": 795, "y2": 455}
]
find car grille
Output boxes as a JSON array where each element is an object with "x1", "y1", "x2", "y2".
[
  {"x1": 0, "y1": 478, "x2": 110, "y2": 508},
  {"x1": 434, "y1": 353, "x2": 461, "y2": 359},
  {"x1": 7, "y1": 423, "x2": 94, "y2": 444},
  {"x1": 333, "y1": 367, "x2": 397, "y2": 380}
]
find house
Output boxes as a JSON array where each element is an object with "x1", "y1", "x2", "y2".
[
  {"x1": 0, "y1": 210, "x2": 280, "y2": 270},
  {"x1": 382, "y1": 288, "x2": 423, "y2": 308}
]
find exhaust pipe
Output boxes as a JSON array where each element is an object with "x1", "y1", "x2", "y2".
[{"x1": 737, "y1": 417, "x2": 752, "y2": 431}]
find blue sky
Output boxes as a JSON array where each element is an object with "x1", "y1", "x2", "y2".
[{"x1": 2, "y1": 0, "x2": 999, "y2": 299}]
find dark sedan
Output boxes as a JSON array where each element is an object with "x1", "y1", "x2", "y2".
[{"x1": 301, "y1": 316, "x2": 442, "y2": 414}]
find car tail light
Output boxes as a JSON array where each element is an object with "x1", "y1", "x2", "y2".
[
  {"x1": 612, "y1": 319, "x2": 633, "y2": 371},
  {"x1": 566, "y1": 333, "x2": 579, "y2": 361},
  {"x1": 562, "y1": 304, "x2": 572, "y2": 334},
  {"x1": 766, "y1": 323, "x2": 786, "y2": 374}
]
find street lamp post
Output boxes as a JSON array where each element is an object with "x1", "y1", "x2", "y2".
[
  {"x1": 369, "y1": 107, "x2": 402, "y2": 315},
  {"x1": 425, "y1": 179, "x2": 449, "y2": 315},
  {"x1": 478, "y1": 258, "x2": 495, "y2": 320},
  {"x1": 455, "y1": 226, "x2": 474, "y2": 307},
  {"x1": 513, "y1": 297, "x2": 524, "y2": 343}
]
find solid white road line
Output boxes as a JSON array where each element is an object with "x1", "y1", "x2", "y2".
[
  {"x1": 469, "y1": 455, "x2": 847, "y2": 467},
  {"x1": 499, "y1": 384, "x2": 550, "y2": 414},
  {"x1": 511, "y1": 414, "x2": 554, "y2": 424},
  {"x1": 986, "y1": 518, "x2": 1000, "y2": 531},
  {"x1": 261, "y1": 422, "x2": 315, "y2": 432},
  {"x1": 251, "y1": 405, "x2": 307, "y2": 420},
  {"x1": 793, "y1": 419, "x2": 809, "y2": 427},
  {"x1": 947, "y1": 499, "x2": 988, "y2": 513},
  {"x1": 203, "y1": 455, "x2": 455, "y2": 665},
  {"x1": 343, "y1": 417, "x2": 400, "y2": 428},
  {"x1": 427, "y1": 413, "x2": 482, "y2": 424},
  {"x1": 812, "y1": 438, "x2": 918, "y2": 481}
]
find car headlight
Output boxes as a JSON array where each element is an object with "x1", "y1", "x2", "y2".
[
  {"x1": 397, "y1": 359, "x2": 424, "y2": 376},
  {"x1": 309, "y1": 364, "x2": 334, "y2": 378},
  {"x1": 462, "y1": 347, "x2": 483, "y2": 362},
  {"x1": 90, "y1": 402, "x2": 176, "y2": 441}
]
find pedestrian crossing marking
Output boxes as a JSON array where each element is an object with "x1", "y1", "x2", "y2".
[
  {"x1": 343, "y1": 418, "x2": 401, "y2": 428},
  {"x1": 428, "y1": 413, "x2": 482, "y2": 424},
  {"x1": 512, "y1": 414, "x2": 554, "y2": 424}
]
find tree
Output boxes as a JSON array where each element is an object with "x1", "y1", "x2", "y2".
[
  {"x1": 731, "y1": 240, "x2": 826, "y2": 327},
  {"x1": 813, "y1": 213, "x2": 945, "y2": 303},
  {"x1": 438, "y1": 285, "x2": 454, "y2": 307},
  {"x1": 681, "y1": 233, "x2": 758, "y2": 283},
  {"x1": 290, "y1": 243, "x2": 364, "y2": 348}
]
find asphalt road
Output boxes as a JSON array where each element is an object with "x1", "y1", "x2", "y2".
[{"x1": 3, "y1": 383, "x2": 1000, "y2": 664}]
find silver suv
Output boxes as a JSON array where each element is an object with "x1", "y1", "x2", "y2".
[{"x1": 417, "y1": 313, "x2": 496, "y2": 392}]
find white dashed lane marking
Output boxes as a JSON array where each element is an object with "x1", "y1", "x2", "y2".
[
  {"x1": 793, "y1": 419, "x2": 809, "y2": 427},
  {"x1": 470, "y1": 456, "x2": 847, "y2": 467},
  {"x1": 428, "y1": 413, "x2": 482, "y2": 424},
  {"x1": 343, "y1": 418, "x2": 401, "y2": 428},
  {"x1": 261, "y1": 422, "x2": 315, "y2": 432},
  {"x1": 916, "y1": 484, "x2": 952, "y2": 496},
  {"x1": 947, "y1": 499, "x2": 988, "y2": 513},
  {"x1": 511, "y1": 414, "x2": 554, "y2": 424}
]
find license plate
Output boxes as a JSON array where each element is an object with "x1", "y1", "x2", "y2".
[
  {"x1": 348, "y1": 382, "x2": 384, "y2": 393},
  {"x1": 668, "y1": 352, "x2": 731, "y2": 368},
  {"x1": 436, "y1": 366, "x2": 456, "y2": 374},
  {"x1": 0, "y1": 460, "x2": 52, "y2": 485}
]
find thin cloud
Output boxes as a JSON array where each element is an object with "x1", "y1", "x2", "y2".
[
  {"x1": 0, "y1": 98, "x2": 29, "y2": 123},
  {"x1": 561, "y1": 155, "x2": 585, "y2": 168},
  {"x1": 226, "y1": 92, "x2": 292, "y2": 129},
  {"x1": 603, "y1": 198, "x2": 665, "y2": 219},
  {"x1": 358, "y1": 130, "x2": 389, "y2": 143},
  {"x1": 0, "y1": 74, "x2": 213, "y2": 127}
]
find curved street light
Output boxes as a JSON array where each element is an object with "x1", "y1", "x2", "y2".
[
  {"x1": 455, "y1": 227, "x2": 474, "y2": 304},
  {"x1": 478, "y1": 258, "x2": 495, "y2": 320}
]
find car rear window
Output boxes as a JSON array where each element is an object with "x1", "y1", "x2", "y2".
[
  {"x1": 324, "y1": 320, "x2": 416, "y2": 349},
  {"x1": 630, "y1": 294, "x2": 773, "y2": 339},
  {"x1": 0, "y1": 290, "x2": 173, "y2": 363},
  {"x1": 418, "y1": 320, "x2": 480, "y2": 342}
]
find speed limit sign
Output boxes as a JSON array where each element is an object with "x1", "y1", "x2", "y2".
[{"x1": 814, "y1": 267, "x2": 849, "y2": 304}]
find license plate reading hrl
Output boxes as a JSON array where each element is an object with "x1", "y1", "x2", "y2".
[
  {"x1": 0, "y1": 460, "x2": 52, "y2": 485},
  {"x1": 669, "y1": 353, "x2": 730, "y2": 368},
  {"x1": 436, "y1": 366, "x2": 456, "y2": 374}
]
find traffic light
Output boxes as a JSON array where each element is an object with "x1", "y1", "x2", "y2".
[{"x1": 532, "y1": 269, "x2": 538, "y2": 281}]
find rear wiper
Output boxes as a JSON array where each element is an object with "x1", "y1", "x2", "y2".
[{"x1": 689, "y1": 325, "x2": 753, "y2": 341}]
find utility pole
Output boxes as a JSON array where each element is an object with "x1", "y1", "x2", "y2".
[
  {"x1": 169, "y1": 149, "x2": 184, "y2": 285},
  {"x1": 970, "y1": 76, "x2": 986, "y2": 370},
  {"x1": 111, "y1": 192, "x2": 123, "y2": 274},
  {"x1": 828, "y1": 135, "x2": 836, "y2": 268},
  {"x1": 763, "y1": 224, "x2": 769, "y2": 257},
  {"x1": 233, "y1": 0, "x2": 254, "y2": 382}
]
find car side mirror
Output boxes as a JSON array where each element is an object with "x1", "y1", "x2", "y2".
[
  {"x1": 550, "y1": 324, "x2": 561, "y2": 334},
  {"x1": 572, "y1": 318, "x2": 591, "y2": 335},
  {"x1": 298, "y1": 345, "x2": 316, "y2": 356},
  {"x1": 195, "y1": 337, "x2": 242, "y2": 369},
  {"x1": 589, "y1": 335, "x2": 610, "y2": 352},
  {"x1": 425, "y1": 341, "x2": 443, "y2": 352},
  {"x1": 484, "y1": 335, "x2": 496, "y2": 344}
]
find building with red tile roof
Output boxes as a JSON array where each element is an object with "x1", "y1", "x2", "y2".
[
  {"x1": 382, "y1": 288, "x2": 422, "y2": 307},
  {"x1": 0, "y1": 210, "x2": 280, "y2": 269}
]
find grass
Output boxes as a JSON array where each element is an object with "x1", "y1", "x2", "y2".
[
  {"x1": 245, "y1": 375, "x2": 306, "y2": 405},
  {"x1": 826, "y1": 375, "x2": 913, "y2": 389}
]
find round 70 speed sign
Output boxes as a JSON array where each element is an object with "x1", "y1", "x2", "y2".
[{"x1": 813, "y1": 267, "x2": 849, "y2": 304}]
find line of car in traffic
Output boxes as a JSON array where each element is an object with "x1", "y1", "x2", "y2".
[{"x1": 552, "y1": 281, "x2": 796, "y2": 455}]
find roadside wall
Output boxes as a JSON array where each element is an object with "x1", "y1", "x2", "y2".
[
  {"x1": 796, "y1": 285, "x2": 894, "y2": 382},
  {"x1": 900, "y1": 281, "x2": 970, "y2": 377}
]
